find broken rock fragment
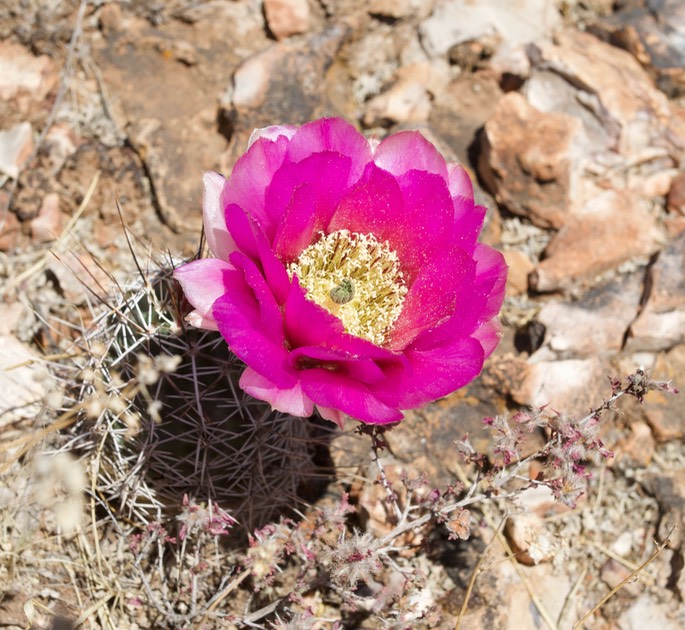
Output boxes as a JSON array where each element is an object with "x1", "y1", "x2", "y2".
[{"x1": 478, "y1": 92, "x2": 582, "y2": 229}]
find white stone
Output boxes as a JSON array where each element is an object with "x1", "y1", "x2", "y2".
[{"x1": 419, "y1": 0, "x2": 560, "y2": 58}]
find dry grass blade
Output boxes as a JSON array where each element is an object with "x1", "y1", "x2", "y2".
[{"x1": 573, "y1": 526, "x2": 677, "y2": 629}]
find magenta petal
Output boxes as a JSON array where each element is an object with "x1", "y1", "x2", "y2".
[
  {"x1": 239, "y1": 367, "x2": 314, "y2": 416},
  {"x1": 332, "y1": 166, "x2": 454, "y2": 281},
  {"x1": 473, "y1": 244, "x2": 508, "y2": 322},
  {"x1": 268, "y1": 152, "x2": 352, "y2": 254},
  {"x1": 390, "y1": 170, "x2": 454, "y2": 279},
  {"x1": 290, "y1": 345, "x2": 386, "y2": 384},
  {"x1": 213, "y1": 255, "x2": 295, "y2": 389},
  {"x1": 410, "y1": 243, "x2": 507, "y2": 348},
  {"x1": 285, "y1": 118, "x2": 372, "y2": 184},
  {"x1": 223, "y1": 134, "x2": 291, "y2": 235},
  {"x1": 202, "y1": 172, "x2": 234, "y2": 259},
  {"x1": 472, "y1": 319, "x2": 502, "y2": 359},
  {"x1": 173, "y1": 258, "x2": 234, "y2": 329},
  {"x1": 256, "y1": 230, "x2": 291, "y2": 305},
  {"x1": 284, "y1": 277, "x2": 345, "y2": 348},
  {"x1": 329, "y1": 163, "x2": 405, "y2": 236},
  {"x1": 225, "y1": 203, "x2": 259, "y2": 260},
  {"x1": 447, "y1": 163, "x2": 474, "y2": 200},
  {"x1": 453, "y1": 199, "x2": 486, "y2": 253},
  {"x1": 300, "y1": 369, "x2": 403, "y2": 424},
  {"x1": 374, "y1": 336, "x2": 485, "y2": 410},
  {"x1": 374, "y1": 131, "x2": 449, "y2": 180},
  {"x1": 389, "y1": 246, "x2": 476, "y2": 350}
]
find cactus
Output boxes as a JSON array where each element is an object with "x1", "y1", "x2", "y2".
[{"x1": 75, "y1": 260, "x2": 334, "y2": 532}]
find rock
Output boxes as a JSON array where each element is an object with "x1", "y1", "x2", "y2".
[
  {"x1": 534, "y1": 272, "x2": 643, "y2": 358},
  {"x1": 600, "y1": 559, "x2": 641, "y2": 597},
  {"x1": 489, "y1": 42, "x2": 531, "y2": 85},
  {"x1": 0, "y1": 336, "x2": 50, "y2": 426},
  {"x1": 0, "y1": 42, "x2": 58, "y2": 114},
  {"x1": 641, "y1": 344, "x2": 685, "y2": 442},
  {"x1": 363, "y1": 62, "x2": 447, "y2": 127},
  {"x1": 419, "y1": 0, "x2": 560, "y2": 58},
  {"x1": 502, "y1": 250, "x2": 534, "y2": 296},
  {"x1": 531, "y1": 190, "x2": 662, "y2": 292},
  {"x1": 667, "y1": 172, "x2": 685, "y2": 216},
  {"x1": 511, "y1": 357, "x2": 609, "y2": 419},
  {"x1": 618, "y1": 421, "x2": 655, "y2": 468},
  {"x1": 0, "y1": 303, "x2": 25, "y2": 335},
  {"x1": 589, "y1": 0, "x2": 685, "y2": 97},
  {"x1": 0, "y1": 122, "x2": 33, "y2": 179},
  {"x1": 627, "y1": 233, "x2": 685, "y2": 352},
  {"x1": 47, "y1": 251, "x2": 116, "y2": 306},
  {"x1": 429, "y1": 72, "x2": 503, "y2": 163},
  {"x1": 264, "y1": 0, "x2": 311, "y2": 40},
  {"x1": 30, "y1": 193, "x2": 62, "y2": 243},
  {"x1": 641, "y1": 470, "x2": 685, "y2": 550},
  {"x1": 478, "y1": 92, "x2": 583, "y2": 229},
  {"x1": 618, "y1": 594, "x2": 683, "y2": 630},
  {"x1": 0, "y1": 203, "x2": 21, "y2": 252},
  {"x1": 527, "y1": 31, "x2": 684, "y2": 166},
  {"x1": 351, "y1": 461, "x2": 430, "y2": 554},
  {"x1": 447, "y1": 34, "x2": 500, "y2": 71},
  {"x1": 504, "y1": 512, "x2": 556, "y2": 565},
  {"x1": 225, "y1": 27, "x2": 351, "y2": 154},
  {"x1": 44, "y1": 123, "x2": 81, "y2": 174},
  {"x1": 368, "y1": 0, "x2": 433, "y2": 20}
]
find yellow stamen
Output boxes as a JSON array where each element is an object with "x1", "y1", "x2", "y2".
[{"x1": 288, "y1": 230, "x2": 407, "y2": 345}]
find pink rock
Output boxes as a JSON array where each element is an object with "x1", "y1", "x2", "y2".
[
  {"x1": 264, "y1": 0, "x2": 310, "y2": 40},
  {"x1": 627, "y1": 233, "x2": 685, "y2": 352},
  {"x1": 512, "y1": 357, "x2": 609, "y2": 419},
  {"x1": 479, "y1": 92, "x2": 582, "y2": 229},
  {"x1": 30, "y1": 193, "x2": 63, "y2": 243},
  {"x1": 531, "y1": 190, "x2": 662, "y2": 292},
  {"x1": 0, "y1": 42, "x2": 58, "y2": 113}
]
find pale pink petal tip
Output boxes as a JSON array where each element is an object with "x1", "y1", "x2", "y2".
[
  {"x1": 173, "y1": 258, "x2": 233, "y2": 329},
  {"x1": 202, "y1": 171, "x2": 233, "y2": 258},
  {"x1": 447, "y1": 163, "x2": 475, "y2": 200},
  {"x1": 185, "y1": 310, "x2": 219, "y2": 331},
  {"x1": 248, "y1": 125, "x2": 298, "y2": 148},
  {"x1": 239, "y1": 367, "x2": 315, "y2": 417},
  {"x1": 315, "y1": 405, "x2": 347, "y2": 429}
]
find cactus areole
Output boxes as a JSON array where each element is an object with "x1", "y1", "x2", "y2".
[{"x1": 174, "y1": 118, "x2": 507, "y2": 426}]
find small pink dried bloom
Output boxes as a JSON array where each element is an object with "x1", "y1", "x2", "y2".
[{"x1": 174, "y1": 118, "x2": 507, "y2": 425}]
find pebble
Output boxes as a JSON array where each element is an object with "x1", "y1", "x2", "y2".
[
  {"x1": 627, "y1": 233, "x2": 685, "y2": 352},
  {"x1": 264, "y1": 0, "x2": 311, "y2": 40},
  {"x1": 30, "y1": 193, "x2": 63, "y2": 243},
  {"x1": 0, "y1": 42, "x2": 58, "y2": 112},
  {"x1": 0, "y1": 122, "x2": 33, "y2": 179}
]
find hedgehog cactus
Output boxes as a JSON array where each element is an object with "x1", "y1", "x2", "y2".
[{"x1": 78, "y1": 262, "x2": 333, "y2": 531}]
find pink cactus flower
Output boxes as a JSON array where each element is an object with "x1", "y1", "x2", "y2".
[{"x1": 174, "y1": 118, "x2": 507, "y2": 426}]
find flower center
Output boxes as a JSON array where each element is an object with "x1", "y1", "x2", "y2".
[{"x1": 287, "y1": 230, "x2": 407, "y2": 345}]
